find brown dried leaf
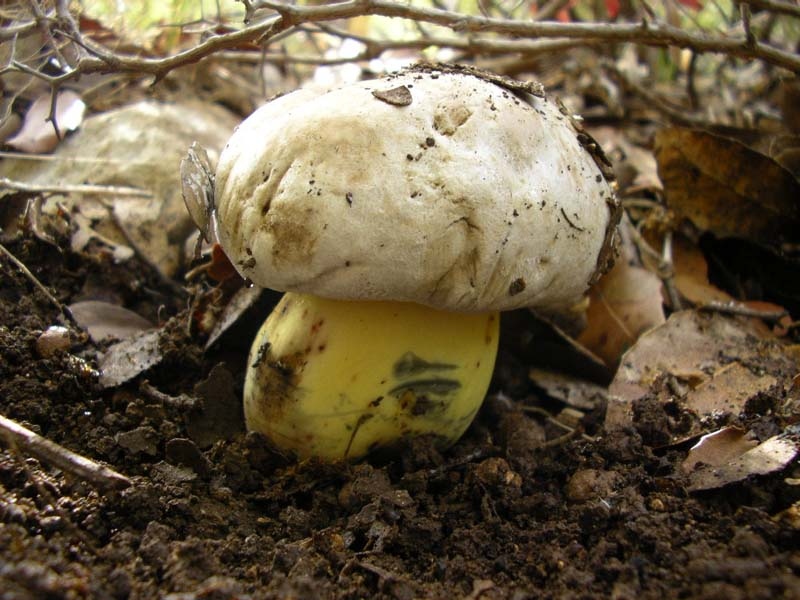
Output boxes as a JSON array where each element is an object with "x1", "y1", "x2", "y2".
[
  {"x1": 688, "y1": 433, "x2": 799, "y2": 492},
  {"x1": 672, "y1": 236, "x2": 732, "y2": 306},
  {"x1": 687, "y1": 362, "x2": 777, "y2": 417},
  {"x1": 578, "y1": 259, "x2": 665, "y2": 368},
  {"x1": 607, "y1": 310, "x2": 797, "y2": 440},
  {"x1": 655, "y1": 128, "x2": 800, "y2": 245},
  {"x1": 371, "y1": 85, "x2": 413, "y2": 106},
  {"x1": 682, "y1": 426, "x2": 758, "y2": 473}
]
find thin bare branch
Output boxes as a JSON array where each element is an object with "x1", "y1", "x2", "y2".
[
  {"x1": 699, "y1": 300, "x2": 789, "y2": 323},
  {"x1": 0, "y1": 413, "x2": 132, "y2": 492},
  {"x1": 0, "y1": 17, "x2": 45, "y2": 42},
  {"x1": 4, "y1": 0, "x2": 798, "y2": 90},
  {"x1": 0, "y1": 177, "x2": 153, "y2": 198},
  {"x1": 250, "y1": 0, "x2": 800, "y2": 72},
  {"x1": 747, "y1": 0, "x2": 800, "y2": 19}
]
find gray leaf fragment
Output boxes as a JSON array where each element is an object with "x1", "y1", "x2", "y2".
[{"x1": 99, "y1": 329, "x2": 163, "y2": 388}]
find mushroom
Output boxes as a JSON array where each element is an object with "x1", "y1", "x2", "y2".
[{"x1": 211, "y1": 65, "x2": 619, "y2": 461}]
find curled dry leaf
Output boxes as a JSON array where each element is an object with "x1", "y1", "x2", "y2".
[
  {"x1": 682, "y1": 426, "x2": 758, "y2": 473},
  {"x1": 204, "y1": 285, "x2": 262, "y2": 350},
  {"x1": 655, "y1": 127, "x2": 800, "y2": 246},
  {"x1": 589, "y1": 126, "x2": 661, "y2": 194},
  {"x1": 6, "y1": 90, "x2": 85, "y2": 153},
  {"x1": 607, "y1": 310, "x2": 798, "y2": 442},
  {"x1": 671, "y1": 235, "x2": 732, "y2": 306},
  {"x1": 577, "y1": 257, "x2": 665, "y2": 369}
]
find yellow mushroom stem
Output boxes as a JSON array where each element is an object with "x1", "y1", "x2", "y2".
[{"x1": 244, "y1": 292, "x2": 500, "y2": 461}]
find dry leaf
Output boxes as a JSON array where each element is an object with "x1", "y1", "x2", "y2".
[
  {"x1": 1, "y1": 101, "x2": 237, "y2": 278},
  {"x1": 607, "y1": 310, "x2": 797, "y2": 441},
  {"x1": 529, "y1": 367, "x2": 608, "y2": 412},
  {"x1": 204, "y1": 285, "x2": 262, "y2": 350},
  {"x1": 7, "y1": 90, "x2": 85, "y2": 153},
  {"x1": 578, "y1": 258, "x2": 665, "y2": 368},
  {"x1": 688, "y1": 432, "x2": 799, "y2": 492},
  {"x1": 672, "y1": 236, "x2": 732, "y2": 305},
  {"x1": 69, "y1": 300, "x2": 154, "y2": 343},
  {"x1": 655, "y1": 127, "x2": 800, "y2": 245},
  {"x1": 98, "y1": 330, "x2": 163, "y2": 389},
  {"x1": 687, "y1": 362, "x2": 777, "y2": 416},
  {"x1": 683, "y1": 426, "x2": 758, "y2": 473},
  {"x1": 589, "y1": 126, "x2": 661, "y2": 193}
]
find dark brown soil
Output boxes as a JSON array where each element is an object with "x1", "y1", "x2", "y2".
[{"x1": 1, "y1": 233, "x2": 799, "y2": 600}]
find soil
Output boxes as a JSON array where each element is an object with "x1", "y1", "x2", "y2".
[{"x1": 1, "y1": 232, "x2": 799, "y2": 600}]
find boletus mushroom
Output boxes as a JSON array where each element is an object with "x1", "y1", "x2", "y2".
[{"x1": 206, "y1": 65, "x2": 619, "y2": 461}]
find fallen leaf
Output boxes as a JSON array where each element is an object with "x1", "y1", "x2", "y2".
[
  {"x1": 70, "y1": 300, "x2": 154, "y2": 343},
  {"x1": 688, "y1": 432, "x2": 799, "y2": 492},
  {"x1": 607, "y1": 310, "x2": 797, "y2": 441},
  {"x1": 529, "y1": 367, "x2": 608, "y2": 412},
  {"x1": 180, "y1": 142, "x2": 216, "y2": 244},
  {"x1": 682, "y1": 426, "x2": 758, "y2": 473},
  {"x1": 672, "y1": 235, "x2": 732, "y2": 305},
  {"x1": 687, "y1": 362, "x2": 777, "y2": 417},
  {"x1": 655, "y1": 127, "x2": 800, "y2": 246},
  {"x1": 589, "y1": 126, "x2": 661, "y2": 193},
  {"x1": 578, "y1": 258, "x2": 665, "y2": 368},
  {"x1": 204, "y1": 285, "x2": 262, "y2": 350},
  {"x1": 7, "y1": 90, "x2": 85, "y2": 153},
  {"x1": 98, "y1": 330, "x2": 163, "y2": 389}
]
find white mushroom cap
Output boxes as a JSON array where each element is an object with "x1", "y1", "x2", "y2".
[{"x1": 215, "y1": 65, "x2": 618, "y2": 313}]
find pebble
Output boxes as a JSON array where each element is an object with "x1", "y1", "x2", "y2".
[{"x1": 35, "y1": 326, "x2": 71, "y2": 357}]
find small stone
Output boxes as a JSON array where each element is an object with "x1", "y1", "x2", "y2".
[
  {"x1": 36, "y1": 326, "x2": 71, "y2": 357},
  {"x1": 565, "y1": 468, "x2": 620, "y2": 503},
  {"x1": 472, "y1": 457, "x2": 522, "y2": 489}
]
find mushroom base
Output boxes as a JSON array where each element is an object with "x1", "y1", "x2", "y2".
[{"x1": 244, "y1": 292, "x2": 500, "y2": 461}]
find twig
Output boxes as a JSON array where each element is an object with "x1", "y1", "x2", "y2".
[
  {"x1": 624, "y1": 212, "x2": 681, "y2": 310},
  {"x1": 0, "y1": 177, "x2": 153, "y2": 198},
  {"x1": 741, "y1": 2, "x2": 757, "y2": 48},
  {"x1": 661, "y1": 231, "x2": 683, "y2": 311},
  {"x1": 0, "y1": 240, "x2": 78, "y2": 326},
  {"x1": 4, "y1": 0, "x2": 800, "y2": 89},
  {"x1": 699, "y1": 300, "x2": 789, "y2": 323},
  {"x1": 521, "y1": 405, "x2": 595, "y2": 444},
  {"x1": 747, "y1": 0, "x2": 800, "y2": 19},
  {"x1": 250, "y1": 0, "x2": 800, "y2": 72},
  {"x1": 0, "y1": 413, "x2": 132, "y2": 492},
  {"x1": 139, "y1": 380, "x2": 200, "y2": 411}
]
